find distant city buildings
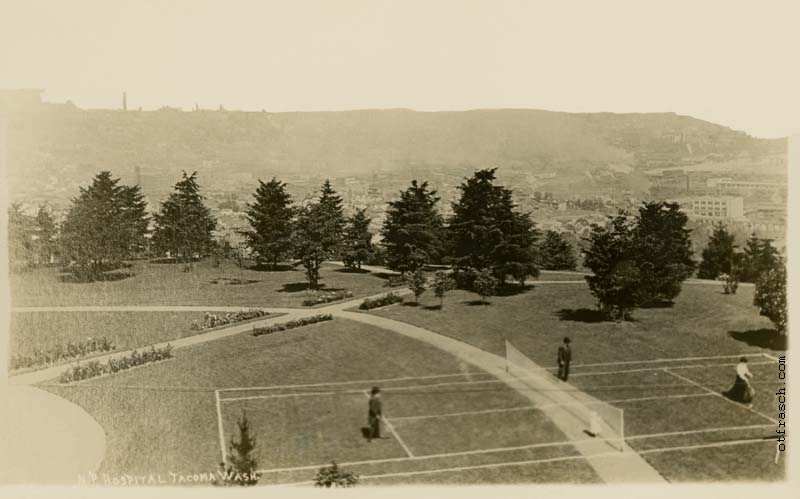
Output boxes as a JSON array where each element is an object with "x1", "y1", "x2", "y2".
[{"x1": 673, "y1": 196, "x2": 745, "y2": 221}]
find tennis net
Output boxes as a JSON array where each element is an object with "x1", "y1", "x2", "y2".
[{"x1": 505, "y1": 339, "x2": 626, "y2": 452}]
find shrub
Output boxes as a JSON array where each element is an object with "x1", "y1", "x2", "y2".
[
  {"x1": 190, "y1": 309, "x2": 269, "y2": 330},
  {"x1": 451, "y1": 267, "x2": 478, "y2": 290},
  {"x1": 473, "y1": 269, "x2": 499, "y2": 305},
  {"x1": 301, "y1": 290, "x2": 353, "y2": 307},
  {"x1": 359, "y1": 292, "x2": 404, "y2": 310},
  {"x1": 314, "y1": 461, "x2": 359, "y2": 488},
  {"x1": 252, "y1": 314, "x2": 333, "y2": 337},
  {"x1": 10, "y1": 336, "x2": 116, "y2": 371},
  {"x1": 59, "y1": 344, "x2": 173, "y2": 383}
]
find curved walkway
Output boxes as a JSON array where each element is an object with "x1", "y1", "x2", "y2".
[{"x1": 334, "y1": 310, "x2": 666, "y2": 483}]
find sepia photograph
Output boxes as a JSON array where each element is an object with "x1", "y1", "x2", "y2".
[{"x1": 0, "y1": 1, "x2": 797, "y2": 497}]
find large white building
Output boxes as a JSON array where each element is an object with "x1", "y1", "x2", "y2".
[{"x1": 673, "y1": 196, "x2": 745, "y2": 221}]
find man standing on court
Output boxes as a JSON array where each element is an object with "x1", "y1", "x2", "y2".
[
  {"x1": 367, "y1": 386, "x2": 386, "y2": 442},
  {"x1": 558, "y1": 337, "x2": 572, "y2": 381}
]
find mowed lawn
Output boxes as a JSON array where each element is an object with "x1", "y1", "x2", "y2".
[
  {"x1": 368, "y1": 281, "x2": 786, "y2": 482},
  {"x1": 9, "y1": 311, "x2": 207, "y2": 361},
  {"x1": 369, "y1": 281, "x2": 782, "y2": 364},
  {"x1": 42, "y1": 318, "x2": 599, "y2": 485},
  {"x1": 10, "y1": 261, "x2": 389, "y2": 308}
]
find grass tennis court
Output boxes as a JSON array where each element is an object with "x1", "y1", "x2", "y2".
[
  {"x1": 216, "y1": 372, "x2": 597, "y2": 485},
  {"x1": 214, "y1": 352, "x2": 784, "y2": 484}
]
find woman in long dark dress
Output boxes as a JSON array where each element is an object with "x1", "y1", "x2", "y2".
[{"x1": 723, "y1": 356, "x2": 755, "y2": 408}]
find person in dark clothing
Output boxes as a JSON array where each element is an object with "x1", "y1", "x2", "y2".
[
  {"x1": 367, "y1": 386, "x2": 386, "y2": 442},
  {"x1": 723, "y1": 356, "x2": 755, "y2": 408},
  {"x1": 557, "y1": 337, "x2": 572, "y2": 381}
]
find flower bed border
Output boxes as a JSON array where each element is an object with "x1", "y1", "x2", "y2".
[{"x1": 252, "y1": 314, "x2": 333, "y2": 337}]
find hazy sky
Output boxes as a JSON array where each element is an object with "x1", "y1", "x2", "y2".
[{"x1": 1, "y1": 0, "x2": 798, "y2": 138}]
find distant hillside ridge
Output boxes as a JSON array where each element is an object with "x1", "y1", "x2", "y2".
[{"x1": 7, "y1": 105, "x2": 786, "y2": 185}]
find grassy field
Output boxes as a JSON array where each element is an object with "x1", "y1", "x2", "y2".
[
  {"x1": 9, "y1": 311, "x2": 208, "y2": 360},
  {"x1": 369, "y1": 281, "x2": 782, "y2": 363},
  {"x1": 10, "y1": 261, "x2": 389, "y2": 308},
  {"x1": 367, "y1": 281, "x2": 786, "y2": 481},
  {"x1": 43, "y1": 318, "x2": 599, "y2": 485}
]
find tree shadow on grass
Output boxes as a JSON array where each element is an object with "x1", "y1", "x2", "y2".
[
  {"x1": 401, "y1": 301, "x2": 420, "y2": 307},
  {"x1": 640, "y1": 300, "x2": 675, "y2": 309},
  {"x1": 423, "y1": 304, "x2": 443, "y2": 311},
  {"x1": 495, "y1": 284, "x2": 534, "y2": 297},
  {"x1": 334, "y1": 267, "x2": 371, "y2": 274},
  {"x1": 209, "y1": 277, "x2": 260, "y2": 285},
  {"x1": 248, "y1": 263, "x2": 297, "y2": 272},
  {"x1": 58, "y1": 271, "x2": 134, "y2": 284},
  {"x1": 556, "y1": 308, "x2": 608, "y2": 323},
  {"x1": 464, "y1": 300, "x2": 490, "y2": 306},
  {"x1": 728, "y1": 329, "x2": 787, "y2": 351},
  {"x1": 278, "y1": 282, "x2": 346, "y2": 293}
]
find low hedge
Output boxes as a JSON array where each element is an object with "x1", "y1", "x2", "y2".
[
  {"x1": 190, "y1": 309, "x2": 269, "y2": 330},
  {"x1": 301, "y1": 290, "x2": 354, "y2": 307},
  {"x1": 252, "y1": 314, "x2": 333, "y2": 337},
  {"x1": 59, "y1": 344, "x2": 174, "y2": 383},
  {"x1": 359, "y1": 292, "x2": 404, "y2": 310},
  {"x1": 11, "y1": 337, "x2": 116, "y2": 371}
]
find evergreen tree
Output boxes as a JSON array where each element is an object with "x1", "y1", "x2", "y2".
[
  {"x1": 448, "y1": 169, "x2": 539, "y2": 285},
  {"x1": 381, "y1": 180, "x2": 443, "y2": 274},
  {"x1": 754, "y1": 259, "x2": 787, "y2": 335},
  {"x1": 60, "y1": 171, "x2": 150, "y2": 278},
  {"x1": 118, "y1": 184, "x2": 150, "y2": 257},
  {"x1": 152, "y1": 171, "x2": 216, "y2": 267},
  {"x1": 697, "y1": 222, "x2": 736, "y2": 279},
  {"x1": 538, "y1": 230, "x2": 578, "y2": 271},
  {"x1": 226, "y1": 412, "x2": 260, "y2": 486},
  {"x1": 292, "y1": 180, "x2": 345, "y2": 289},
  {"x1": 33, "y1": 205, "x2": 58, "y2": 265},
  {"x1": 633, "y1": 201, "x2": 695, "y2": 302},
  {"x1": 583, "y1": 211, "x2": 648, "y2": 321},
  {"x1": 243, "y1": 178, "x2": 295, "y2": 270},
  {"x1": 8, "y1": 203, "x2": 35, "y2": 271},
  {"x1": 739, "y1": 233, "x2": 779, "y2": 283},
  {"x1": 342, "y1": 209, "x2": 373, "y2": 270}
]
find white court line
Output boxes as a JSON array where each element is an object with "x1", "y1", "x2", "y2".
[
  {"x1": 217, "y1": 371, "x2": 491, "y2": 393},
  {"x1": 568, "y1": 360, "x2": 774, "y2": 378},
  {"x1": 361, "y1": 391, "x2": 414, "y2": 458},
  {"x1": 214, "y1": 390, "x2": 227, "y2": 464},
  {"x1": 256, "y1": 424, "x2": 773, "y2": 475},
  {"x1": 637, "y1": 438, "x2": 773, "y2": 454},
  {"x1": 762, "y1": 353, "x2": 782, "y2": 362},
  {"x1": 626, "y1": 424, "x2": 773, "y2": 441},
  {"x1": 220, "y1": 364, "x2": 776, "y2": 403},
  {"x1": 563, "y1": 353, "x2": 773, "y2": 370},
  {"x1": 220, "y1": 378, "x2": 507, "y2": 402},
  {"x1": 267, "y1": 435, "x2": 774, "y2": 485},
  {"x1": 217, "y1": 353, "x2": 775, "y2": 395},
  {"x1": 662, "y1": 368, "x2": 778, "y2": 424},
  {"x1": 391, "y1": 393, "x2": 715, "y2": 422}
]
